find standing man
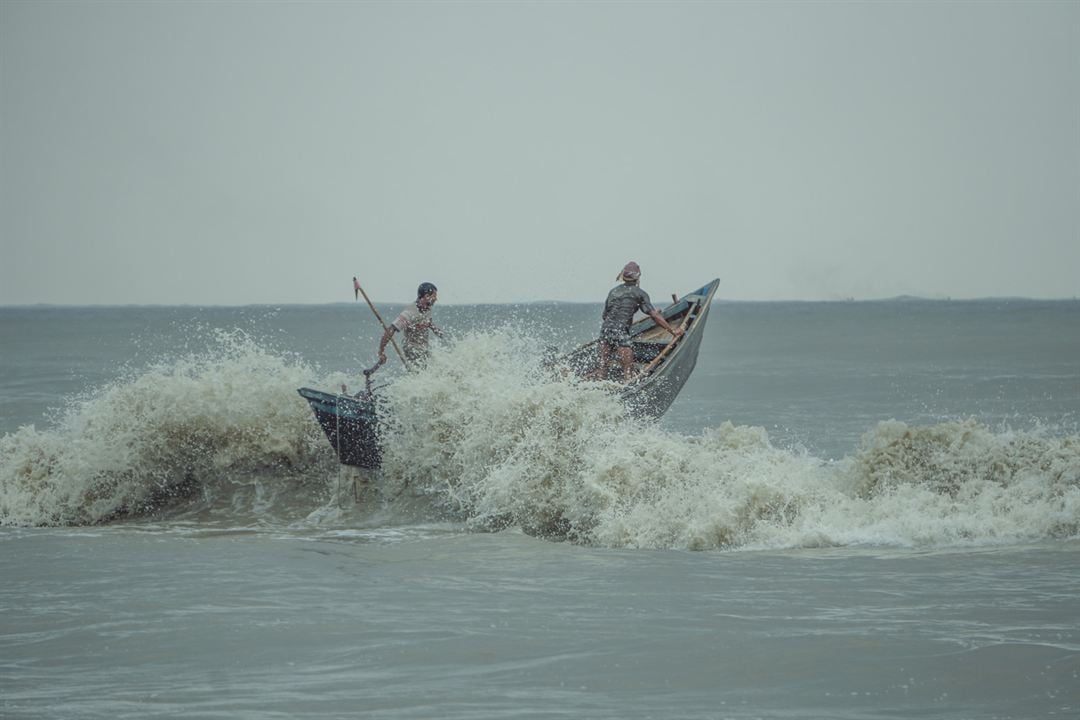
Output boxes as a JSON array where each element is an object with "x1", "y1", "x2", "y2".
[
  {"x1": 594, "y1": 262, "x2": 682, "y2": 382},
  {"x1": 377, "y1": 282, "x2": 443, "y2": 368}
]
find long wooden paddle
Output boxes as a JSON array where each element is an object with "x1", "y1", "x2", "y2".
[{"x1": 353, "y1": 277, "x2": 410, "y2": 374}]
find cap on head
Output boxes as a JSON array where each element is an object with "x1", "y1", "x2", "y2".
[
  {"x1": 417, "y1": 282, "x2": 438, "y2": 298},
  {"x1": 618, "y1": 261, "x2": 641, "y2": 282}
]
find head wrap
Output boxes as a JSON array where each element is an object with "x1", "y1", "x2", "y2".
[{"x1": 618, "y1": 261, "x2": 641, "y2": 283}]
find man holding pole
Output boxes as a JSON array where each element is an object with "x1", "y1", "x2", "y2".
[{"x1": 377, "y1": 282, "x2": 443, "y2": 369}]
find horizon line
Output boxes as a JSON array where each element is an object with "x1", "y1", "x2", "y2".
[{"x1": 2, "y1": 294, "x2": 1079, "y2": 309}]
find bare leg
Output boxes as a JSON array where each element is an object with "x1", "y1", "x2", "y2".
[
  {"x1": 591, "y1": 343, "x2": 612, "y2": 380},
  {"x1": 617, "y1": 346, "x2": 634, "y2": 382}
]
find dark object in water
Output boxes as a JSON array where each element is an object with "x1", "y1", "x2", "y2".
[{"x1": 296, "y1": 387, "x2": 380, "y2": 469}]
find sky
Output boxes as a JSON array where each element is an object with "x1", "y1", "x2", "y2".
[{"x1": 1, "y1": 1, "x2": 1077, "y2": 306}]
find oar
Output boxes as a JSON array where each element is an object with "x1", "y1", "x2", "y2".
[
  {"x1": 353, "y1": 277, "x2": 410, "y2": 374},
  {"x1": 631, "y1": 303, "x2": 695, "y2": 383}
]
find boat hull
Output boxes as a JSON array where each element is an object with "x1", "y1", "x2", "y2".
[
  {"x1": 297, "y1": 388, "x2": 380, "y2": 469},
  {"x1": 621, "y1": 294, "x2": 713, "y2": 418}
]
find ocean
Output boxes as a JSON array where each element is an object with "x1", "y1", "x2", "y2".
[{"x1": 1, "y1": 298, "x2": 1078, "y2": 719}]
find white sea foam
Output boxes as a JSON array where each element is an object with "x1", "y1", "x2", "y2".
[
  {"x1": 0, "y1": 331, "x2": 334, "y2": 526},
  {"x1": 2, "y1": 327, "x2": 1078, "y2": 550},
  {"x1": 378, "y1": 329, "x2": 1080, "y2": 550}
]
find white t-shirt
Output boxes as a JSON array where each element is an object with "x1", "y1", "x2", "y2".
[{"x1": 392, "y1": 304, "x2": 434, "y2": 360}]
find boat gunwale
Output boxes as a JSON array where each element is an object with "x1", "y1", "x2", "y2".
[{"x1": 628, "y1": 278, "x2": 719, "y2": 388}]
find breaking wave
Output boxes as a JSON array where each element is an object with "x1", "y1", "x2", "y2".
[
  {"x1": 0, "y1": 331, "x2": 336, "y2": 526},
  {"x1": 378, "y1": 329, "x2": 1080, "y2": 549},
  {"x1": 2, "y1": 328, "x2": 1078, "y2": 551}
]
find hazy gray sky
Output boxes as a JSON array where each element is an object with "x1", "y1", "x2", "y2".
[{"x1": 2, "y1": 1, "x2": 1077, "y2": 305}]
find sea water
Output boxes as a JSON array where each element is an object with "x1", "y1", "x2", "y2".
[{"x1": 1, "y1": 300, "x2": 1078, "y2": 719}]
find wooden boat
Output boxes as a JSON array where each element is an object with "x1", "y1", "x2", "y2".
[
  {"x1": 296, "y1": 386, "x2": 380, "y2": 469},
  {"x1": 298, "y1": 278, "x2": 719, "y2": 467},
  {"x1": 561, "y1": 278, "x2": 720, "y2": 419}
]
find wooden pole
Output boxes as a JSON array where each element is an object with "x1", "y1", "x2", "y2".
[
  {"x1": 354, "y1": 278, "x2": 410, "y2": 372},
  {"x1": 631, "y1": 304, "x2": 695, "y2": 383}
]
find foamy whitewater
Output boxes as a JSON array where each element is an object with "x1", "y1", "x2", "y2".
[
  {"x1": 2, "y1": 301, "x2": 1078, "y2": 719},
  {"x1": 4, "y1": 327, "x2": 1077, "y2": 551},
  {"x1": 376, "y1": 330, "x2": 1080, "y2": 551}
]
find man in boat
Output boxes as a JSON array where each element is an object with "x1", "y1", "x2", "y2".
[
  {"x1": 594, "y1": 262, "x2": 683, "y2": 382},
  {"x1": 377, "y1": 282, "x2": 444, "y2": 368}
]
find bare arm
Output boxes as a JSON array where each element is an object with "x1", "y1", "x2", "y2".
[
  {"x1": 648, "y1": 310, "x2": 683, "y2": 337},
  {"x1": 377, "y1": 325, "x2": 397, "y2": 364}
]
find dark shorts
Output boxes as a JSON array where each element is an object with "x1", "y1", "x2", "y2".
[{"x1": 599, "y1": 326, "x2": 633, "y2": 348}]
